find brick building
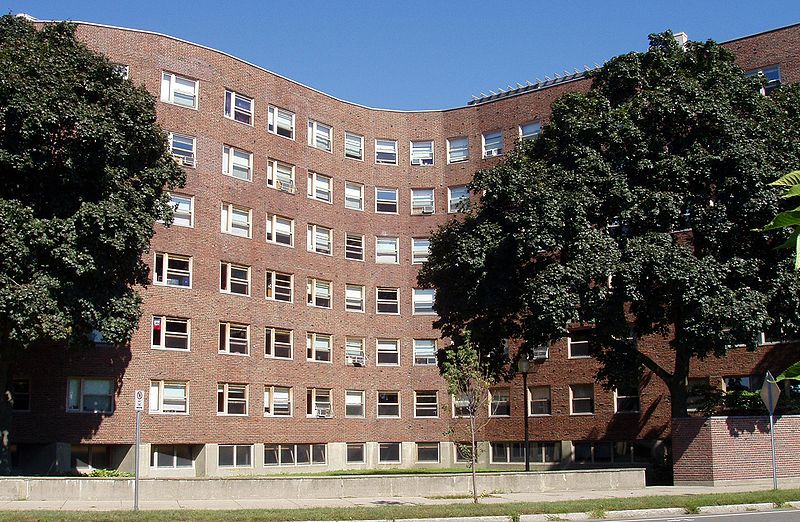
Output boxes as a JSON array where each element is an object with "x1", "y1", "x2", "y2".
[{"x1": 10, "y1": 18, "x2": 800, "y2": 478}]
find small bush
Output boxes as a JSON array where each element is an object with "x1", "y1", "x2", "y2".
[{"x1": 87, "y1": 469, "x2": 133, "y2": 477}]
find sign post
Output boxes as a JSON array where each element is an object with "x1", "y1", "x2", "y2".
[
  {"x1": 759, "y1": 371, "x2": 780, "y2": 490},
  {"x1": 133, "y1": 389, "x2": 145, "y2": 511}
]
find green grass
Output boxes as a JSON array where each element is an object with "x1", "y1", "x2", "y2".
[{"x1": 0, "y1": 488, "x2": 798, "y2": 521}]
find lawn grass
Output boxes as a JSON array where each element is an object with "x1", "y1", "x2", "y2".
[{"x1": 0, "y1": 488, "x2": 798, "y2": 521}]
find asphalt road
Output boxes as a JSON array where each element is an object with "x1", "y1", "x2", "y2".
[{"x1": 606, "y1": 509, "x2": 800, "y2": 521}]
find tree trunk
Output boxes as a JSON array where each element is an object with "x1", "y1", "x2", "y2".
[
  {"x1": 0, "y1": 359, "x2": 13, "y2": 475},
  {"x1": 470, "y1": 414, "x2": 478, "y2": 504},
  {"x1": 670, "y1": 347, "x2": 691, "y2": 418}
]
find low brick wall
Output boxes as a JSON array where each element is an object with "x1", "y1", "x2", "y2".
[
  {"x1": 0, "y1": 469, "x2": 644, "y2": 501},
  {"x1": 673, "y1": 415, "x2": 800, "y2": 485}
]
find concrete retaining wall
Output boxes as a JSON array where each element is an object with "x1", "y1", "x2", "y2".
[{"x1": 0, "y1": 468, "x2": 645, "y2": 501}]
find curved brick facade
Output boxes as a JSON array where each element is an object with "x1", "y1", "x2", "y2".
[{"x1": 10, "y1": 20, "x2": 800, "y2": 477}]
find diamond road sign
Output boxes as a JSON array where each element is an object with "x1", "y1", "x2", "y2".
[{"x1": 760, "y1": 371, "x2": 781, "y2": 415}]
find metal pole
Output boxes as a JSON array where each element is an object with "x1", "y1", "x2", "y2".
[
  {"x1": 523, "y1": 371, "x2": 530, "y2": 472},
  {"x1": 134, "y1": 409, "x2": 141, "y2": 511},
  {"x1": 768, "y1": 385, "x2": 778, "y2": 490}
]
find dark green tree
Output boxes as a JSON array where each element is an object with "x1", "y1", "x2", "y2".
[
  {"x1": 0, "y1": 16, "x2": 185, "y2": 473},
  {"x1": 419, "y1": 32, "x2": 800, "y2": 418}
]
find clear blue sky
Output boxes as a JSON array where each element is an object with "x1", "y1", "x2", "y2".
[{"x1": 6, "y1": 0, "x2": 800, "y2": 110}]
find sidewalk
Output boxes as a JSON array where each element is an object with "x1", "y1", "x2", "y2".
[{"x1": 0, "y1": 481, "x2": 793, "y2": 511}]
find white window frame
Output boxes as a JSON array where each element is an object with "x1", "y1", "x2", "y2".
[
  {"x1": 345, "y1": 337, "x2": 366, "y2": 365},
  {"x1": 482, "y1": 130, "x2": 503, "y2": 158},
  {"x1": 306, "y1": 388, "x2": 333, "y2": 418},
  {"x1": 220, "y1": 262, "x2": 251, "y2": 296},
  {"x1": 345, "y1": 181, "x2": 365, "y2": 211},
  {"x1": 308, "y1": 119, "x2": 333, "y2": 152},
  {"x1": 376, "y1": 236, "x2": 400, "y2": 264},
  {"x1": 344, "y1": 132, "x2": 364, "y2": 161},
  {"x1": 265, "y1": 270, "x2": 294, "y2": 303},
  {"x1": 568, "y1": 331, "x2": 591, "y2": 359},
  {"x1": 160, "y1": 72, "x2": 198, "y2": 109},
  {"x1": 268, "y1": 106, "x2": 295, "y2": 139},
  {"x1": 264, "y1": 443, "x2": 326, "y2": 466},
  {"x1": 345, "y1": 284, "x2": 365, "y2": 313},
  {"x1": 306, "y1": 277, "x2": 332, "y2": 309},
  {"x1": 66, "y1": 378, "x2": 114, "y2": 413},
  {"x1": 414, "y1": 391, "x2": 438, "y2": 418},
  {"x1": 529, "y1": 385, "x2": 552, "y2": 416},
  {"x1": 169, "y1": 193, "x2": 194, "y2": 228},
  {"x1": 570, "y1": 384, "x2": 595, "y2": 415},
  {"x1": 222, "y1": 145, "x2": 253, "y2": 181},
  {"x1": 448, "y1": 186, "x2": 469, "y2": 213},
  {"x1": 168, "y1": 132, "x2": 196, "y2": 168},
  {"x1": 345, "y1": 390, "x2": 365, "y2": 418},
  {"x1": 377, "y1": 391, "x2": 400, "y2": 418},
  {"x1": 224, "y1": 89, "x2": 254, "y2": 126},
  {"x1": 412, "y1": 238, "x2": 430, "y2": 264},
  {"x1": 151, "y1": 444, "x2": 194, "y2": 469},
  {"x1": 376, "y1": 287, "x2": 400, "y2": 315},
  {"x1": 378, "y1": 442, "x2": 401, "y2": 463},
  {"x1": 447, "y1": 136, "x2": 469, "y2": 163},
  {"x1": 519, "y1": 121, "x2": 541, "y2": 140},
  {"x1": 151, "y1": 316, "x2": 190, "y2": 351},
  {"x1": 416, "y1": 442, "x2": 440, "y2": 463},
  {"x1": 489, "y1": 389, "x2": 511, "y2": 417},
  {"x1": 410, "y1": 140, "x2": 434, "y2": 166},
  {"x1": 149, "y1": 380, "x2": 188, "y2": 415},
  {"x1": 153, "y1": 252, "x2": 192, "y2": 288},
  {"x1": 413, "y1": 288, "x2": 436, "y2": 315},
  {"x1": 376, "y1": 338, "x2": 400, "y2": 367},
  {"x1": 217, "y1": 383, "x2": 249, "y2": 416},
  {"x1": 614, "y1": 386, "x2": 640, "y2": 414},
  {"x1": 265, "y1": 327, "x2": 293, "y2": 360},
  {"x1": 266, "y1": 159, "x2": 296, "y2": 193},
  {"x1": 345, "y1": 233, "x2": 365, "y2": 261},
  {"x1": 266, "y1": 213, "x2": 294, "y2": 247},
  {"x1": 220, "y1": 203, "x2": 252, "y2": 238},
  {"x1": 375, "y1": 187, "x2": 399, "y2": 214},
  {"x1": 306, "y1": 332, "x2": 332, "y2": 363},
  {"x1": 411, "y1": 188, "x2": 435, "y2": 215},
  {"x1": 413, "y1": 339, "x2": 436, "y2": 365},
  {"x1": 218, "y1": 445, "x2": 252, "y2": 468},
  {"x1": 307, "y1": 172, "x2": 333, "y2": 203},
  {"x1": 264, "y1": 385, "x2": 293, "y2": 416},
  {"x1": 307, "y1": 224, "x2": 333, "y2": 256},
  {"x1": 219, "y1": 322, "x2": 250, "y2": 356},
  {"x1": 375, "y1": 139, "x2": 398, "y2": 165}
]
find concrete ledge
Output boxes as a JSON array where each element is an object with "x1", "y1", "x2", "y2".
[
  {"x1": 0, "y1": 469, "x2": 645, "y2": 501},
  {"x1": 697, "y1": 502, "x2": 777, "y2": 514},
  {"x1": 604, "y1": 507, "x2": 687, "y2": 519}
]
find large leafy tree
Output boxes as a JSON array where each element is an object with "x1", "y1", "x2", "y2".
[
  {"x1": 419, "y1": 32, "x2": 800, "y2": 418},
  {"x1": 0, "y1": 16, "x2": 184, "y2": 473}
]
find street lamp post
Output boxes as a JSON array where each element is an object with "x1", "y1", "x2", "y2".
[{"x1": 517, "y1": 359, "x2": 530, "y2": 472}]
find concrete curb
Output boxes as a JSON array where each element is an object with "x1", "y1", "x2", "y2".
[
  {"x1": 603, "y1": 507, "x2": 687, "y2": 519},
  {"x1": 697, "y1": 501, "x2": 778, "y2": 514}
]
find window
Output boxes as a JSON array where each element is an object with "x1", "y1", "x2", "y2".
[
  {"x1": 222, "y1": 145, "x2": 252, "y2": 181},
  {"x1": 218, "y1": 445, "x2": 252, "y2": 467},
  {"x1": 265, "y1": 444, "x2": 326, "y2": 466},
  {"x1": 529, "y1": 386, "x2": 551, "y2": 415},
  {"x1": 306, "y1": 332, "x2": 332, "y2": 362},
  {"x1": 220, "y1": 203, "x2": 252, "y2": 238},
  {"x1": 264, "y1": 385, "x2": 292, "y2": 416},
  {"x1": 265, "y1": 328, "x2": 293, "y2": 359},
  {"x1": 306, "y1": 388, "x2": 332, "y2": 417},
  {"x1": 219, "y1": 322, "x2": 250, "y2": 355},
  {"x1": 307, "y1": 224, "x2": 332, "y2": 255},
  {"x1": 482, "y1": 130, "x2": 503, "y2": 157},
  {"x1": 410, "y1": 140, "x2": 434, "y2": 166},
  {"x1": 447, "y1": 136, "x2": 469, "y2": 163},
  {"x1": 345, "y1": 132, "x2": 364, "y2": 160},
  {"x1": 307, "y1": 172, "x2": 332, "y2": 203},
  {"x1": 376, "y1": 237, "x2": 399, "y2": 264},
  {"x1": 345, "y1": 284, "x2": 365, "y2": 312},
  {"x1": 379, "y1": 442, "x2": 401, "y2": 462},
  {"x1": 220, "y1": 262, "x2": 250, "y2": 296},
  {"x1": 267, "y1": 159, "x2": 296, "y2": 193},
  {"x1": 151, "y1": 445, "x2": 193, "y2": 468},
  {"x1": 375, "y1": 139, "x2": 398, "y2": 165},
  {"x1": 413, "y1": 339, "x2": 436, "y2": 365},
  {"x1": 160, "y1": 72, "x2": 198, "y2": 108},
  {"x1": 411, "y1": 188, "x2": 435, "y2": 215},
  {"x1": 377, "y1": 392, "x2": 400, "y2": 418},
  {"x1": 414, "y1": 391, "x2": 438, "y2": 417},
  {"x1": 345, "y1": 233, "x2": 365, "y2": 261},
  {"x1": 570, "y1": 384, "x2": 594, "y2": 414},
  {"x1": 224, "y1": 90, "x2": 253, "y2": 125},
  {"x1": 308, "y1": 120, "x2": 333, "y2": 151},
  {"x1": 71, "y1": 445, "x2": 110, "y2": 470},
  {"x1": 346, "y1": 443, "x2": 365, "y2": 463},
  {"x1": 416, "y1": 442, "x2": 439, "y2": 462},
  {"x1": 67, "y1": 378, "x2": 114, "y2": 413},
  {"x1": 413, "y1": 288, "x2": 435, "y2": 315},
  {"x1": 746, "y1": 65, "x2": 781, "y2": 95},
  {"x1": 345, "y1": 390, "x2": 365, "y2": 417},
  {"x1": 266, "y1": 214, "x2": 294, "y2": 246},
  {"x1": 687, "y1": 378, "x2": 708, "y2": 412},
  {"x1": 376, "y1": 187, "x2": 399, "y2": 213},
  {"x1": 615, "y1": 384, "x2": 640, "y2": 413},
  {"x1": 345, "y1": 181, "x2": 364, "y2": 210},
  {"x1": 448, "y1": 185, "x2": 469, "y2": 213},
  {"x1": 306, "y1": 278, "x2": 332, "y2": 308},
  {"x1": 489, "y1": 389, "x2": 510, "y2": 416},
  {"x1": 723, "y1": 375, "x2": 762, "y2": 392},
  {"x1": 268, "y1": 106, "x2": 295, "y2": 139},
  {"x1": 491, "y1": 442, "x2": 560, "y2": 463},
  {"x1": 169, "y1": 194, "x2": 193, "y2": 227},
  {"x1": 151, "y1": 316, "x2": 190, "y2": 351},
  {"x1": 452, "y1": 393, "x2": 471, "y2": 418},
  {"x1": 11, "y1": 379, "x2": 29, "y2": 411},
  {"x1": 149, "y1": 381, "x2": 188, "y2": 414},
  {"x1": 519, "y1": 121, "x2": 541, "y2": 140},
  {"x1": 345, "y1": 337, "x2": 366, "y2": 366},
  {"x1": 154, "y1": 252, "x2": 191, "y2": 288},
  {"x1": 217, "y1": 383, "x2": 248, "y2": 415},
  {"x1": 568, "y1": 330, "x2": 591, "y2": 358},
  {"x1": 376, "y1": 339, "x2": 400, "y2": 366},
  {"x1": 169, "y1": 132, "x2": 196, "y2": 167},
  {"x1": 412, "y1": 238, "x2": 430, "y2": 264},
  {"x1": 376, "y1": 287, "x2": 399, "y2": 314},
  {"x1": 265, "y1": 271, "x2": 293, "y2": 302}
]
